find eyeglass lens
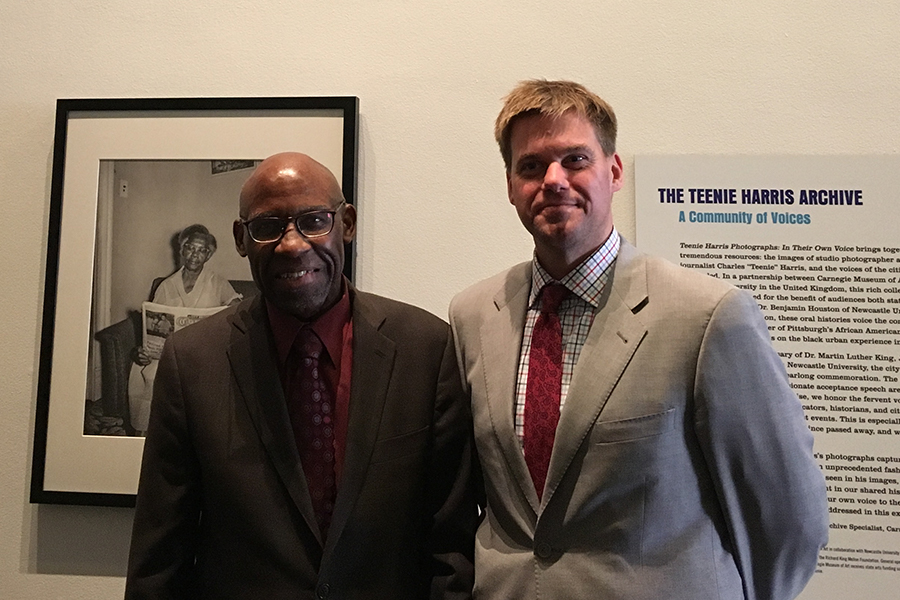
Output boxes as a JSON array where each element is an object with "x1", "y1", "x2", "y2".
[{"x1": 247, "y1": 211, "x2": 335, "y2": 242}]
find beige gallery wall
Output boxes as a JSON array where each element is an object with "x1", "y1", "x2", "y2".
[{"x1": 1, "y1": 1, "x2": 898, "y2": 597}]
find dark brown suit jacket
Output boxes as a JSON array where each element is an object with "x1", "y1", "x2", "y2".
[{"x1": 126, "y1": 289, "x2": 475, "y2": 600}]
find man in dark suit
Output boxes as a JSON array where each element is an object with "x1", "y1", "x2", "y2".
[
  {"x1": 126, "y1": 152, "x2": 475, "y2": 600},
  {"x1": 449, "y1": 80, "x2": 828, "y2": 599}
]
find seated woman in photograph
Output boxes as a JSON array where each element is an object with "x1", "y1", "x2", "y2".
[{"x1": 129, "y1": 224, "x2": 241, "y2": 435}]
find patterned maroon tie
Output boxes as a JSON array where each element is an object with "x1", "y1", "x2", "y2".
[
  {"x1": 524, "y1": 283, "x2": 568, "y2": 500},
  {"x1": 287, "y1": 327, "x2": 336, "y2": 537}
]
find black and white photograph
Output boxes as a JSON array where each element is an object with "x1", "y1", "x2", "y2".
[{"x1": 85, "y1": 160, "x2": 257, "y2": 438}]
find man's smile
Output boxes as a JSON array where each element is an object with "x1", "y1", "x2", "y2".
[{"x1": 276, "y1": 268, "x2": 318, "y2": 280}]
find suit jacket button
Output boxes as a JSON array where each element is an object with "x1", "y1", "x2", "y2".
[
  {"x1": 316, "y1": 583, "x2": 330, "y2": 599},
  {"x1": 535, "y1": 542, "x2": 553, "y2": 559}
]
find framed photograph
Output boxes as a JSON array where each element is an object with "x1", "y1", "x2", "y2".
[{"x1": 31, "y1": 97, "x2": 359, "y2": 506}]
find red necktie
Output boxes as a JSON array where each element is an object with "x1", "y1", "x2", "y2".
[
  {"x1": 524, "y1": 284, "x2": 568, "y2": 500},
  {"x1": 287, "y1": 327, "x2": 336, "y2": 537}
]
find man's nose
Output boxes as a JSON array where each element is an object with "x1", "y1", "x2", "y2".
[
  {"x1": 542, "y1": 162, "x2": 569, "y2": 191},
  {"x1": 275, "y1": 221, "x2": 312, "y2": 254}
]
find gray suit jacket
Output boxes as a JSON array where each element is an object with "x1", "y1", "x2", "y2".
[
  {"x1": 126, "y1": 288, "x2": 475, "y2": 600},
  {"x1": 449, "y1": 241, "x2": 828, "y2": 600}
]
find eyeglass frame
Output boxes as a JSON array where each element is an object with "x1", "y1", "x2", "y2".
[{"x1": 239, "y1": 201, "x2": 347, "y2": 244}]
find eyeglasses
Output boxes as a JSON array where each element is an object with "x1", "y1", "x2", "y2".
[
  {"x1": 182, "y1": 243, "x2": 211, "y2": 256},
  {"x1": 240, "y1": 202, "x2": 345, "y2": 243}
]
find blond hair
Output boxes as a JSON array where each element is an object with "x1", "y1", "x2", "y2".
[{"x1": 495, "y1": 79, "x2": 617, "y2": 170}]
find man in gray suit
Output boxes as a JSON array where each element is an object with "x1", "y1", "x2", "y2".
[
  {"x1": 126, "y1": 152, "x2": 475, "y2": 599},
  {"x1": 449, "y1": 80, "x2": 829, "y2": 599}
]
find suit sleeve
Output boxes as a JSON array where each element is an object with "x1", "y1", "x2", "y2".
[
  {"x1": 426, "y1": 332, "x2": 477, "y2": 600},
  {"x1": 694, "y1": 288, "x2": 829, "y2": 600},
  {"x1": 447, "y1": 296, "x2": 487, "y2": 512},
  {"x1": 125, "y1": 337, "x2": 202, "y2": 600}
]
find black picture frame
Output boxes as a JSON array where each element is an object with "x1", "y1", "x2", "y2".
[{"x1": 31, "y1": 96, "x2": 359, "y2": 507}]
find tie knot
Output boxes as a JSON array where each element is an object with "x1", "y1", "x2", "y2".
[
  {"x1": 295, "y1": 327, "x2": 323, "y2": 359},
  {"x1": 539, "y1": 284, "x2": 568, "y2": 314}
]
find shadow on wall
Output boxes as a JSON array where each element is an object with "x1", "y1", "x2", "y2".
[{"x1": 30, "y1": 504, "x2": 133, "y2": 576}]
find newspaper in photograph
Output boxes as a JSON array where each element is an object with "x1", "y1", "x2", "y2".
[{"x1": 141, "y1": 301, "x2": 227, "y2": 360}]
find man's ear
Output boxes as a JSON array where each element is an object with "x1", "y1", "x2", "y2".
[
  {"x1": 233, "y1": 220, "x2": 248, "y2": 257},
  {"x1": 340, "y1": 203, "x2": 357, "y2": 243},
  {"x1": 507, "y1": 170, "x2": 514, "y2": 205},
  {"x1": 610, "y1": 153, "x2": 624, "y2": 192}
]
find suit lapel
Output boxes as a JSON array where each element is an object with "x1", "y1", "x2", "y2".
[
  {"x1": 542, "y1": 242, "x2": 649, "y2": 508},
  {"x1": 322, "y1": 290, "x2": 396, "y2": 559},
  {"x1": 481, "y1": 264, "x2": 543, "y2": 514},
  {"x1": 226, "y1": 299, "x2": 322, "y2": 545}
]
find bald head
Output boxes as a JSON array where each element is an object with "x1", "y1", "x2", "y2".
[{"x1": 239, "y1": 152, "x2": 345, "y2": 218}]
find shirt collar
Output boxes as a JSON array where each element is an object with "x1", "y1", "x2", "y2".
[
  {"x1": 529, "y1": 228, "x2": 620, "y2": 309},
  {"x1": 267, "y1": 278, "x2": 352, "y2": 367}
]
